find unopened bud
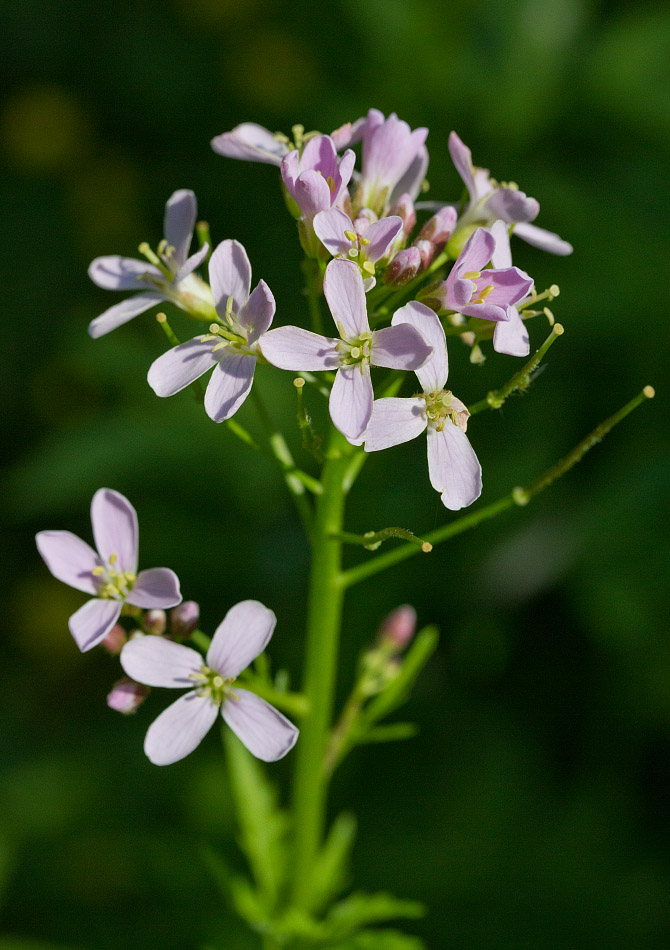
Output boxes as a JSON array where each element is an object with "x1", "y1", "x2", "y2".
[
  {"x1": 384, "y1": 247, "x2": 421, "y2": 286},
  {"x1": 413, "y1": 238, "x2": 434, "y2": 271},
  {"x1": 144, "y1": 609, "x2": 167, "y2": 636},
  {"x1": 377, "y1": 605, "x2": 417, "y2": 652},
  {"x1": 417, "y1": 205, "x2": 457, "y2": 251},
  {"x1": 353, "y1": 207, "x2": 377, "y2": 235},
  {"x1": 416, "y1": 279, "x2": 447, "y2": 312},
  {"x1": 389, "y1": 193, "x2": 416, "y2": 236},
  {"x1": 101, "y1": 624, "x2": 127, "y2": 656},
  {"x1": 170, "y1": 600, "x2": 200, "y2": 638},
  {"x1": 107, "y1": 677, "x2": 149, "y2": 715}
]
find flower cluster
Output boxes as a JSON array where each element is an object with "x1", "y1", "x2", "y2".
[{"x1": 87, "y1": 108, "x2": 571, "y2": 512}]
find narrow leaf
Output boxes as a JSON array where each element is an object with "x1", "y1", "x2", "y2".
[{"x1": 309, "y1": 811, "x2": 358, "y2": 913}]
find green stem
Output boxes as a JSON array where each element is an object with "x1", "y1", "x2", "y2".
[
  {"x1": 291, "y1": 427, "x2": 352, "y2": 908},
  {"x1": 335, "y1": 526, "x2": 433, "y2": 552},
  {"x1": 341, "y1": 386, "x2": 655, "y2": 588}
]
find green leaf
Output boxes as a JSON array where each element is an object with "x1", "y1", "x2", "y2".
[
  {"x1": 324, "y1": 892, "x2": 425, "y2": 940},
  {"x1": 308, "y1": 812, "x2": 358, "y2": 913},
  {"x1": 223, "y1": 728, "x2": 289, "y2": 910},
  {"x1": 361, "y1": 626, "x2": 439, "y2": 726},
  {"x1": 325, "y1": 929, "x2": 426, "y2": 950}
]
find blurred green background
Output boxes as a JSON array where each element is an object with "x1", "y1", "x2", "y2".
[{"x1": 1, "y1": 0, "x2": 669, "y2": 946}]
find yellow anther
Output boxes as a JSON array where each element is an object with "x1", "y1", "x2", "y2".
[
  {"x1": 208, "y1": 323, "x2": 221, "y2": 335},
  {"x1": 344, "y1": 229, "x2": 357, "y2": 242},
  {"x1": 157, "y1": 239, "x2": 168, "y2": 255},
  {"x1": 543, "y1": 307, "x2": 555, "y2": 326},
  {"x1": 337, "y1": 321, "x2": 347, "y2": 340},
  {"x1": 156, "y1": 312, "x2": 167, "y2": 324},
  {"x1": 212, "y1": 341, "x2": 229, "y2": 352},
  {"x1": 293, "y1": 377, "x2": 305, "y2": 388},
  {"x1": 421, "y1": 542, "x2": 433, "y2": 553},
  {"x1": 359, "y1": 236, "x2": 371, "y2": 247},
  {"x1": 549, "y1": 284, "x2": 560, "y2": 298},
  {"x1": 478, "y1": 284, "x2": 494, "y2": 300},
  {"x1": 92, "y1": 566, "x2": 105, "y2": 576},
  {"x1": 123, "y1": 572, "x2": 136, "y2": 583},
  {"x1": 225, "y1": 296, "x2": 234, "y2": 317},
  {"x1": 325, "y1": 175, "x2": 335, "y2": 192},
  {"x1": 109, "y1": 552, "x2": 117, "y2": 566},
  {"x1": 463, "y1": 270, "x2": 481, "y2": 280},
  {"x1": 644, "y1": 385, "x2": 655, "y2": 399},
  {"x1": 362, "y1": 261, "x2": 375, "y2": 275}
]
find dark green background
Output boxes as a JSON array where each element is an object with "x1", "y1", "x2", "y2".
[{"x1": 2, "y1": 0, "x2": 669, "y2": 946}]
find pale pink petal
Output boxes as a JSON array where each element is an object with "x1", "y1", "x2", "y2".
[
  {"x1": 211, "y1": 123, "x2": 288, "y2": 166},
  {"x1": 36, "y1": 531, "x2": 100, "y2": 594},
  {"x1": 280, "y1": 149, "x2": 300, "y2": 196},
  {"x1": 293, "y1": 170, "x2": 332, "y2": 220},
  {"x1": 473, "y1": 267, "x2": 533, "y2": 309},
  {"x1": 372, "y1": 323, "x2": 432, "y2": 371},
  {"x1": 329, "y1": 365, "x2": 373, "y2": 442},
  {"x1": 448, "y1": 131, "x2": 476, "y2": 200},
  {"x1": 364, "y1": 216, "x2": 403, "y2": 263},
  {"x1": 204, "y1": 352, "x2": 256, "y2": 423},
  {"x1": 333, "y1": 148, "x2": 356, "y2": 204},
  {"x1": 121, "y1": 635, "x2": 203, "y2": 687},
  {"x1": 323, "y1": 259, "x2": 369, "y2": 336},
  {"x1": 144, "y1": 691, "x2": 219, "y2": 765},
  {"x1": 222, "y1": 689, "x2": 299, "y2": 762},
  {"x1": 237, "y1": 279, "x2": 276, "y2": 344},
  {"x1": 260, "y1": 327, "x2": 339, "y2": 371},
  {"x1": 330, "y1": 116, "x2": 366, "y2": 150},
  {"x1": 389, "y1": 144, "x2": 429, "y2": 205},
  {"x1": 148, "y1": 336, "x2": 218, "y2": 397},
  {"x1": 209, "y1": 239, "x2": 251, "y2": 314},
  {"x1": 460, "y1": 302, "x2": 510, "y2": 322},
  {"x1": 300, "y1": 135, "x2": 338, "y2": 179},
  {"x1": 88, "y1": 256, "x2": 159, "y2": 291},
  {"x1": 207, "y1": 600, "x2": 277, "y2": 678},
  {"x1": 490, "y1": 220, "x2": 513, "y2": 269},
  {"x1": 493, "y1": 307, "x2": 529, "y2": 357},
  {"x1": 164, "y1": 189, "x2": 196, "y2": 267},
  {"x1": 69, "y1": 598, "x2": 122, "y2": 652},
  {"x1": 454, "y1": 227, "x2": 495, "y2": 274},
  {"x1": 427, "y1": 424, "x2": 482, "y2": 511},
  {"x1": 513, "y1": 222, "x2": 573, "y2": 256},
  {"x1": 91, "y1": 488, "x2": 138, "y2": 574},
  {"x1": 392, "y1": 301, "x2": 448, "y2": 392},
  {"x1": 174, "y1": 243, "x2": 209, "y2": 283},
  {"x1": 126, "y1": 568, "x2": 182, "y2": 609},
  {"x1": 485, "y1": 188, "x2": 539, "y2": 225},
  {"x1": 363, "y1": 397, "x2": 426, "y2": 452},
  {"x1": 88, "y1": 293, "x2": 164, "y2": 339},
  {"x1": 313, "y1": 208, "x2": 353, "y2": 258}
]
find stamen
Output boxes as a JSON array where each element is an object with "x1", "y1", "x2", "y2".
[
  {"x1": 478, "y1": 284, "x2": 494, "y2": 300},
  {"x1": 92, "y1": 566, "x2": 105, "y2": 576},
  {"x1": 344, "y1": 229, "x2": 357, "y2": 242},
  {"x1": 109, "y1": 553, "x2": 117, "y2": 566},
  {"x1": 362, "y1": 261, "x2": 375, "y2": 275},
  {"x1": 138, "y1": 242, "x2": 161, "y2": 267},
  {"x1": 359, "y1": 236, "x2": 371, "y2": 247},
  {"x1": 463, "y1": 270, "x2": 481, "y2": 279},
  {"x1": 348, "y1": 248, "x2": 359, "y2": 258}
]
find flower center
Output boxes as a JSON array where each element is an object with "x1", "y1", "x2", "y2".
[
  {"x1": 92, "y1": 552, "x2": 136, "y2": 600},
  {"x1": 201, "y1": 296, "x2": 255, "y2": 357},
  {"x1": 462, "y1": 270, "x2": 494, "y2": 307},
  {"x1": 343, "y1": 229, "x2": 376, "y2": 279},
  {"x1": 189, "y1": 665, "x2": 237, "y2": 705},
  {"x1": 335, "y1": 324, "x2": 373, "y2": 369},
  {"x1": 423, "y1": 390, "x2": 470, "y2": 433},
  {"x1": 138, "y1": 240, "x2": 177, "y2": 283}
]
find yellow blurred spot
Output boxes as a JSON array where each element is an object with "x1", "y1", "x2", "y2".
[{"x1": 1, "y1": 84, "x2": 91, "y2": 174}]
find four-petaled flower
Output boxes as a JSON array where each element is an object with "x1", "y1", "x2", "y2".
[
  {"x1": 449, "y1": 132, "x2": 573, "y2": 256},
  {"x1": 88, "y1": 190, "x2": 215, "y2": 338},
  {"x1": 147, "y1": 239, "x2": 275, "y2": 423},
  {"x1": 363, "y1": 304, "x2": 482, "y2": 511},
  {"x1": 313, "y1": 208, "x2": 403, "y2": 288},
  {"x1": 356, "y1": 109, "x2": 429, "y2": 216},
  {"x1": 36, "y1": 489, "x2": 182, "y2": 652},
  {"x1": 120, "y1": 600, "x2": 299, "y2": 766},
  {"x1": 261, "y1": 259, "x2": 433, "y2": 443}
]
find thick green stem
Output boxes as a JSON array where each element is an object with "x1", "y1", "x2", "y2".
[{"x1": 290, "y1": 427, "x2": 351, "y2": 908}]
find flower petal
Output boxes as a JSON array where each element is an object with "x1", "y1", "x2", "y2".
[
  {"x1": 237, "y1": 279, "x2": 276, "y2": 344},
  {"x1": 148, "y1": 336, "x2": 218, "y2": 397},
  {"x1": 493, "y1": 307, "x2": 530, "y2": 357},
  {"x1": 333, "y1": 148, "x2": 356, "y2": 204},
  {"x1": 392, "y1": 301, "x2": 448, "y2": 392},
  {"x1": 513, "y1": 222, "x2": 573, "y2": 256},
  {"x1": 260, "y1": 327, "x2": 339, "y2": 371},
  {"x1": 454, "y1": 227, "x2": 495, "y2": 274},
  {"x1": 388, "y1": 144, "x2": 429, "y2": 205},
  {"x1": 364, "y1": 215, "x2": 403, "y2": 263},
  {"x1": 300, "y1": 134, "x2": 338, "y2": 179},
  {"x1": 144, "y1": 691, "x2": 219, "y2": 766},
  {"x1": 372, "y1": 323, "x2": 433, "y2": 371},
  {"x1": 363, "y1": 397, "x2": 427, "y2": 452},
  {"x1": 210, "y1": 123, "x2": 288, "y2": 166},
  {"x1": 88, "y1": 256, "x2": 159, "y2": 290},
  {"x1": 69, "y1": 598, "x2": 122, "y2": 652},
  {"x1": 36, "y1": 530, "x2": 101, "y2": 594},
  {"x1": 474, "y1": 266, "x2": 533, "y2": 309},
  {"x1": 121, "y1": 636, "x2": 203, "y2": 687},
  {"x1": 204, "y1": 352, "x2": 256, "y2": 423},
  {"x1": 484, "y1": 188, "x2": 538, "y2": 225},
  {"x1": 330, "y1": 116, "x2": 366, "y2": 150},
  {"x1": 313, "y1": 208, "x2": 353, "y2": 258},
  {"x1": 448, "y1": 131, "x2": 477, "y2": 200},
  {"x1": 164, "y1": 189, "x2": 196, "y2": 268},
  {"x1": 90, "y1": 488, "x2": 138, "y2": 574},
  {"x1": 174, "y1": 243, "x2": 209, "y2": 283},
  {"x1": 126, "y1": 568, "x2": 182, "y2": 609},
  {"x1": 323, "y1": 259, "x2": 368, "y2": 336},
  {"x1": 427, "y1": 423, "x2": 482, "y2": 511},
  {"x1": 293, "y1": 170, "x2": 332, "y2": 220},
  {"x1": 329, "y1": 365, "x2": 373, "y2": 442},
  {"x1": 88, "y1": 293, "x2": 164, "y2": 339},
  {"x1": 209, "y1": 239, "x2": 251, "y2": 314},
  {"x1": 222, "y1": 689, "x2": 299, "y2": 762},
  {"x1": 489, "y1": 219, "x2": 513, "y2": 269},
  {"x1": 207, "y1": 600, "x2": 277, "y2": 678}
]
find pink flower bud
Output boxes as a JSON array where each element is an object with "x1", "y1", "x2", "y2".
[
  {"x1": 170, "y1": 600, "x2": 200, "y2": 637},
  {"x1": 413, "y1": 238, "x2": 434, "y2": 271},
  {"x1": 144, "y1": 609, "x2": 167, "y2": 636},
  {"x1": 389, "y1": 193, "x2": 416, "y2": 236},
  {"x1": 417, "y1": 205, "x2": 457, "y2": 250},
  {"x1": 107, "y1": 677, "x2": 149, "y2": 715},
  {"x1": 101, "y1": 624, "x2": 127, "y2": 656},
  {"x1": 353, "y1": 207, "x2": 378, "y2": 235},
  {"x1": 383, "y1": 247, "x2": 421, "y2": 286},
  {"x1": 377, "y1": 605, "x2": 417, "y2": 651}
]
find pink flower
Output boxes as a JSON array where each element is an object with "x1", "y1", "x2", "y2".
[
  {"x1": 147, "y1": 239, "x2": 275, "y2": 423},
  {"x1": 36, "y1": 489, "x2": 182, "y2": 652},
  {"x1": 281, "y1": 135, "x2": 355, "y2": 222},
  {"x1": 489, "y1": 220, "x2": 530, "y2": 357},
  {"x1": 313, "y1": 207, "x2": 403, "y2": 287},
  {"x1": 357, "y1": 109, "x2": 429, "y2": 215},
  {"x1": 261, "y1": 260, "x2": 433, "y2": 443},
  {"x1": 363, "y1": 304, "x2": 482, "y2": 511},
  {"x1": 120, "y1": 600, "x2": 299, "y2": 766}
]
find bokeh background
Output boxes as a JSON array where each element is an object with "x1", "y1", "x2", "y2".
[{"x1": 2, "y1": 0, "x2": 669, "y2": 947}]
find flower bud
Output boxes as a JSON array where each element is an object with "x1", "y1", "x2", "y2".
[
  {"x1": 101, "y1": 624, "x2": 127, "y2": 656},
  {"x1": 170, "y1": 600, "x2": 200, "y2": 638},
  {"x1": 413, "y1": 238, "x2": 434, "y2": 272},
  {"x1": 106, "y1": 677, "x2": 149, "y2": 715},
  {"x1": 383, "y1": 247, "x2": 421, "y2": 286},
  {"x1": 377, "y1": 605, "x2": 417, "y2": 652},
  {"x1": 417, "y1": 205, "x2": 457, "y2": 250},
  {"x1": 416, "y1": 279, "x2": 447, "y2": 312},
  {"x1": 144, "y1": 609, "x2": 167, "y2": 636},
  {"x1": 389, "y1": 193, "x2": 416, "y2": 236},
  {"x1": 353, "y1": 207, "x2": 377, "y2": 235}
]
